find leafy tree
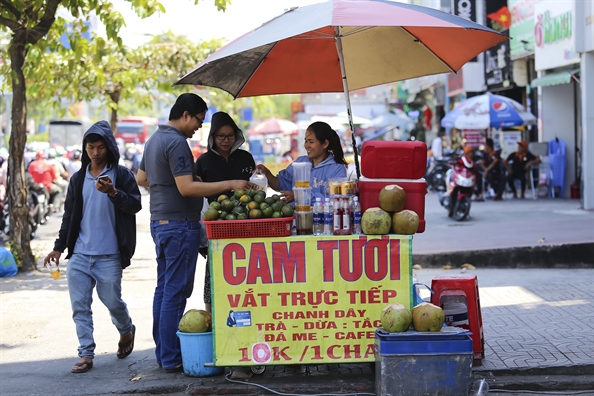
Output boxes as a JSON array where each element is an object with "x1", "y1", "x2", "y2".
[{"x1": 0, "y1": 0, "x2": 230, "y2": 272}]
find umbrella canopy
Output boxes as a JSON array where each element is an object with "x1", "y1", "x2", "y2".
[
  {"x1": 247, "y1": 117, "x2": 299, "y2": 136},
  {"x1": 441, "y1": 93, "x2": 536, "y2": 129},
  {"x1": 176, "y1": 0, "x2": 506, "y2": 177}
]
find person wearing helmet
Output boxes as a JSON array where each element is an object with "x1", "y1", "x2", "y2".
[
  {"x1": 29, "y1": 151, "x2": 62, "y2": 206},
  {"x1": 67, "y1": 150, "x2": 83, "y2": 176}
]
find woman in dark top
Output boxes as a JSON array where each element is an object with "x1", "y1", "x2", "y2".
[
  {"x1": 195, "y1": 112, "x2": 255, "y2": 203},
  {"x1": 195, "y1": 112, "x2": 255, "y2": 313}
]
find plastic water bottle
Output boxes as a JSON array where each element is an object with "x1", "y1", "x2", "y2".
[
  {"x1": 323, "y1": 199, "x2": 333, "y2": 235},
  {"x1": 313, "y1": 198, "x2": 324, "y2": 235},
  {"x1": 351, "y1": 196, "x2": 362, "y2": 234}
]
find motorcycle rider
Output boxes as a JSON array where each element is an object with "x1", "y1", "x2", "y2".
[
  {"x1": 446, "y1": 146, "x2": 477, "y2": 195},
  {"x1": 28, "y1": 151, "x2": 61, "y2": 208}
]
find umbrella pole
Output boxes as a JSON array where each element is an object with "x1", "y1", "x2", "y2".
[{"x1": 334, "y1": 28, "x2": 361, "y2": 180}]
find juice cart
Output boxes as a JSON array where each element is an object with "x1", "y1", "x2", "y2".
[{"x1": 205, "y1": 140, "x2": 427, "y2": 370}]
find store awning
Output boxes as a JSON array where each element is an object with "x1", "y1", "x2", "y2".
[{"x1": 531, "y1": 68, "x2": 580, "y2": 88}]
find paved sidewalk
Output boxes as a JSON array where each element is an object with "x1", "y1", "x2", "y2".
[
  {"x1": 413, "y1": 192, "x2": 594, "y2": 268},
  {"x1": 0, "y1": 196, "x2": 592, "y2": 395}
]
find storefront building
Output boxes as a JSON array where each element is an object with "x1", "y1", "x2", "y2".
[
  {"x1": 531, "y1": 0, "x2": 581, "y2": 200},
  {"x1": 574, "y1": 0, "x2": 594, "y2": 209}
]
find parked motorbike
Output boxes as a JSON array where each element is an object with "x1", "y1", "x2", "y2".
[
  {"x1": 426, "y1": 149, "x2": 457, "y2": 192},
  {"x1": 3, "y1": 189, "x2": 40, "y2": 239},
  {"x1": 438, "y1": 155, "x2": 476, "y2": 221}
]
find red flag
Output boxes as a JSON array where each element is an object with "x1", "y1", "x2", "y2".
[{"x1": 487, "y1": 6, "x2": 511, "y2": 29}]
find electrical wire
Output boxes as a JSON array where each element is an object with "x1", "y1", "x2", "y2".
[
  {"x1": 224, "y1": 373, "x2": 375, "y2": 396},
  {"x1": 489, "y1": 389, "x2": 594, "y2": 395}
]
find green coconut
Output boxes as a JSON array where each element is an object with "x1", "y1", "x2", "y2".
[
  {"x1": 178, "y1": 309, "x2": 212, "y2": 333},
  {"x1": 411, "y1": 302, "x2": 445, "y2": 332},
  {"x1": 361, "y1": 207, "x2": 391, "y2": 235},
  {"x1": 381, "y1": 304, "x2": 412, "y2": 333},
  {"x1": 379, "y1": 184, "x2": 406, "y2": 213}
]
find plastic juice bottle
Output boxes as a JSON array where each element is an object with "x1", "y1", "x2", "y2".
[
  {"x1": 332, "y1": 197, "x2": 343, "y2": 235},
  {"x1": 341, "y1": 196, "x2": 351, "y2": 235}
]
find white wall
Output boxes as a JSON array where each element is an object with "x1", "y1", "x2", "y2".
[
  {"x1": 539, "y1": 83, "x2": 577, "y2": 198},
  {"x1": 581, "y1": 52, "x2": 594, "y2": 209}
]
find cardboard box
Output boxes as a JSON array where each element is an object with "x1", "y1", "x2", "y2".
[
  {"x1": 361, "y1": 140, "x2": 427, "y2": 179},
  {"x1": 358, "y1": 177, "x2": 427, "y2": 233}
]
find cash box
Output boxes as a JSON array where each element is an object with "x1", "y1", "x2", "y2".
[
  {"x1": 361, "y1": 140, "x2": 427, "y2": 179},
  {"x1": 358, "y1": 177, "x2": 427, "y2": 233},
  {"x1": 374, "y1": 328, "x2": 473, "y2": 396}
]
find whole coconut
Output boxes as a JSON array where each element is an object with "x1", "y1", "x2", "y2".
[
  {"x1": 411, "y1": 302, "x2": 445, "y2": 332},
  {"x1": 379, "y1": 184, "x2": 406, "y2": 212},
  {"x1": 381, "y1": 304, "x2": 412, "y2": 333},
  {"x1": 392, "y1": 210, "x2": 420, "y2": 235},
  {"x1": 179, "y1": 309, "x2": 212, "y2": 333},
  {"x1": 361, "y1": 207, "x2": 391, "y2": 235}
]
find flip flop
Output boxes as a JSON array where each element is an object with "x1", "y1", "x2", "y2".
[
  {"x1": 117, "y1": 324, "x2": 136, "y2": 359},
  {"x1": 71, "y1": 359, "x2": 93, "y2": 374},
  {"x1": 164, "y1": 364, "x2": 183, "y2": 373}
]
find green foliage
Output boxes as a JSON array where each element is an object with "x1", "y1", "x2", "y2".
[
  {"x1": 28, "y1": 131, "x2": 49, "y2": 143},
  {"x1": 0, "y1": 0, "x2": 231, "y2": 272}
]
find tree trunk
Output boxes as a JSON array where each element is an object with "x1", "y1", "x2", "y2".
[
  {"x1": 109, "y1": 88, "x2": 121, "y2": 132},
  {"x1": 9, "y1": 32, "x2": 36, "y2": 272}
]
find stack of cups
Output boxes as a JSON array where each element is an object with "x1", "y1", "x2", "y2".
[{"x1": 293, "y1": 163, "x2": 313, "y2": 235}]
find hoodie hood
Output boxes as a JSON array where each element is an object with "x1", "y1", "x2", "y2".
[
  {"x1": 80, "y1": 120, "x2": 121, "y2": 170},
  {"x1": 207, "y1": 112, "x2": 245, "y2": 156}
]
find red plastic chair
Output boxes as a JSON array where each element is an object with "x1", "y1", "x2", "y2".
[{"x1": 431, "y1": 274, "x2": 485, "y2": 362}]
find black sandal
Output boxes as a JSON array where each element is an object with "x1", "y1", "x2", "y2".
[
  {"x1": 117, "y1": 324, "x2": 136, "y2": 359},
  {"x1": 71, "y1": 359, "x2": 93, "y2": 373}
]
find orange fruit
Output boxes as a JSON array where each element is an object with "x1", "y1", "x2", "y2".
[{"x1": 248, "y1": 209, "x2": 263, "y2": 219}]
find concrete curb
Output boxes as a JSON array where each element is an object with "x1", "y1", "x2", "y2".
[
  {"x1": 413, "y1": 242, "x2": 594, "y2": 268},
  {"x1": 473, "y1": 364, "x2": 594, "y2": 392}
]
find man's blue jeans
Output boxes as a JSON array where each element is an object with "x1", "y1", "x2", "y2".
[
  {"x1": 150, "y1": 220, "x2": 201, "y2": 370},
  {"x1": 67, "y1": 253, "x2": 133, "y2": 359}
]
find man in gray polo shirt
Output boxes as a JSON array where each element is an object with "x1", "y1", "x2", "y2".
[{"x1": 137, "y1": 93, "x2": 254, "y2": 373}]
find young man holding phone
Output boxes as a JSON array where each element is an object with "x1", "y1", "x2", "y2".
[{"x1": 44, "y1": 121, "x2": 142, "y2": 374}]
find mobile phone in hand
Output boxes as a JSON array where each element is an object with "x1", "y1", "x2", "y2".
[{"x1": 98, "y1": 175, "x2": 110, "y2": 183}]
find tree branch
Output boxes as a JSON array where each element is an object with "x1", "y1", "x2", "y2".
[
  {"x1": 28, "y1": 0, "x2": 62, "y2": 44},
  {"x1": 0, "y1": 0, "x2": 21, "y2": 21},
  {"x1": 0, "y1": 15, "x2": 21, "y2": 31}
]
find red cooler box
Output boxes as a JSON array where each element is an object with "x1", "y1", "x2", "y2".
[
  {"x1": 361, "y1": 140, "x2": 427, "y2": 179},
  {"x1": 359, "y1": 177, "x2": 427, "y2": 233}
]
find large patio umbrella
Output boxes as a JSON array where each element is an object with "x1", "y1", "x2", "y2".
[
  {"x1": 175, "y1": 0, "x2": 506, "y2": 177},
  {"x1": 441, "y1": 93, "x2": 536, "y2": 129},
  {"x1": 247, "y1": 117, "x2": 298, "y2": 136}
]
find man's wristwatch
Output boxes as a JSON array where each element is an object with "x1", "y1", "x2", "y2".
[{"x1": 110, "y1": 190, "x2": 118, "y2": 198}]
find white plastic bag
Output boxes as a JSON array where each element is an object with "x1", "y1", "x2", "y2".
[{"x1": 250, "y1": 169, "x2": 268, "y2": 192}]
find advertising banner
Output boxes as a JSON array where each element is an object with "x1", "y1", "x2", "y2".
[
  {"x1": 534, "y1": 1, "x2": 580, "y2": 71},
  {"x1": 209, "y1": 234, "x2": 413, "y2": 366},
  {"x1": 509, "y1": 0, "x2": 539, "y2": 59}
]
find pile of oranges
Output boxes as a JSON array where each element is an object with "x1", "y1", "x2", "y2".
[{"x1": 203, "y1": 189, "x2": 295, "y2": 221}]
